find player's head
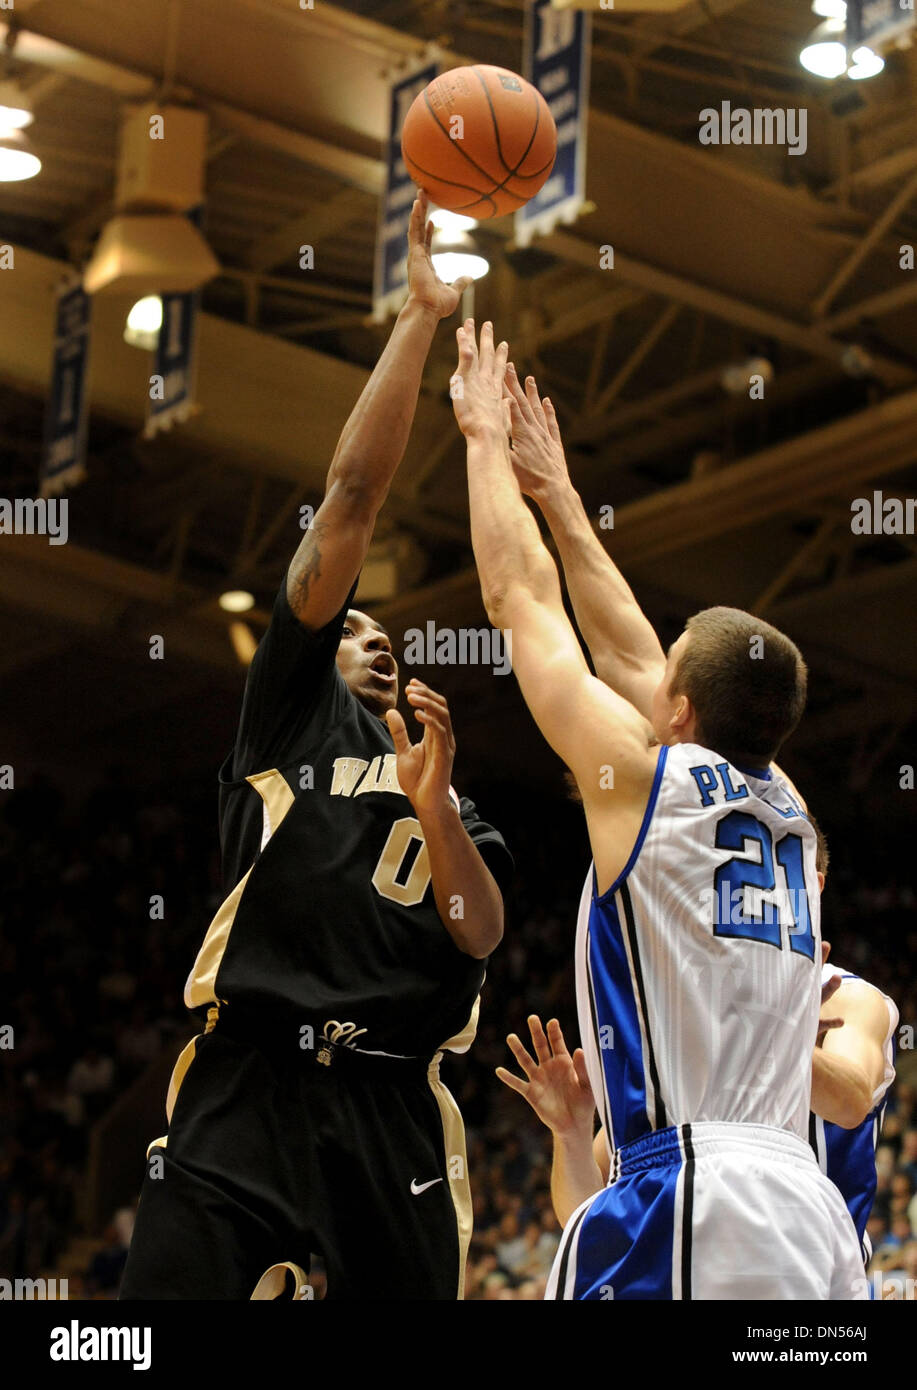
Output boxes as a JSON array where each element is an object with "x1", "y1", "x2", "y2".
[
  {"x1": 335, "y1": 609, "x2": 399, "y2": 716},
  {"x1": 650, "y1": 607, "x2": 807, "y2": 767}
]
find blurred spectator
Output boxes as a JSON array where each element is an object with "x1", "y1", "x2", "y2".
[{"x1": 85, "y1": 1223, "x2": 129, "y2": 1298}]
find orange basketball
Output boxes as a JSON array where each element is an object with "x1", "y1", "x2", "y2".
[{"x1": 401, "y1": 65, "x2": 557, "y2": 220}]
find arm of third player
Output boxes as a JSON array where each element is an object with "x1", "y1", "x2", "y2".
[{"x1": 497, "y1": 1016, "x2": 604, "y2": 1227}]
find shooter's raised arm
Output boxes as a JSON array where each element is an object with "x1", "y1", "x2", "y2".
[{"x1": 286, "y1": 192, "x2": 470, "y2": 630}]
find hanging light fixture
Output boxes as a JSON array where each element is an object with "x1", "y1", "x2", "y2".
[
  {"x1": 800, "y1": 16, "x2": 849, "y2": 76},
  {"x1": 800, "y1": 1, "x2": 885, "y2": 80}
]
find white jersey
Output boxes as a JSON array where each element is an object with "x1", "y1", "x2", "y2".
[{"x1": 576, "y1": 742, "x2": 821, "y2": 1153}]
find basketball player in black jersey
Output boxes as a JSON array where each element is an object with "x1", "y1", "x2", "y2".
[{"x1": 119, "y1": 194, "x2": 512, "y2": 1301}]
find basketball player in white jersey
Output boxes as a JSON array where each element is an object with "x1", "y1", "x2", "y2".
[
  {"x1": 498, "y1": 363, "x2": 897, "y2": 1288},
  {"x1": 497, "y1": 831, "x2": 897, "y2": 1283},
  {"x1": 452, "y1": 321, "x2": 865, "y2": 1299}
]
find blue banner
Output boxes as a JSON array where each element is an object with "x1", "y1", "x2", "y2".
[
  {"x1": 373, "y1": 60, "x2": 438, "y2": 321},
  {"x1": 145, "y1": 205, "x2": 204, "y2": 438},
  {"x1": 515, "y1": 0, "x2": 591, "y2": 248},
  {"x1": 40, "y1": 280, "x2": 92, "y2": 498},
  {"x1": 847, "y1": 0, "x2": 915, "y2": 50}
]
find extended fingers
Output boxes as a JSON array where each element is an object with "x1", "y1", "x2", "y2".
[
  {"x1": 457, "y1": 317, "x2": 479, "y2": 366},
  {"x1": 545, "y1": 1018, "x2": 570, "y2": 1060},
  {"x1": 505, "y1": 1031, "x2": 538, "y2": 1080},
  {"x1": 542, "y1": 396, "x2": 562, "y2": 444},
  {"x1": 495, "y1": 1065, "x2": 529, "y2": 1099},
  {"x1": 527, "y1": 1014, "x2": 552, "y2": 1066},
  {"x1": 505, "y1": 362, "x2": 535, "y2": 421},
  {"x1": 494, "y1": 336, "x2": 509, "y2": 388},
  {"x1": 409, "y1": 194, "x2": 426, "y2": 246},
  {"x1": 524, "y1": 374, "x2": 548, "y2": 427},
  {"x1": 406, "y1": 683, "x2": 452, "y2": 725},
  {"x1": 384, "y1": 708, "x2": 410, "y2": 752}
]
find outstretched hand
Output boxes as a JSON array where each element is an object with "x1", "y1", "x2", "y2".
[
  {"x1": 407, "y1": 190, "x2": 472, "y2": 320},
  {"x1": 503, "y1": 362, "x2": 570, "y2": 500},
  {"x1": 384, "y1": 678, "x2": 456, "y2": 819},
  {"x1": 817, "y1": 940, "x2": 843, "y2": 1046},
  {"x1": 451, "y1": 318, "x2": 510, "y2": 439},
  {"x1": 496, "y1": 1015, "x2": 596, "y2": 1138}
]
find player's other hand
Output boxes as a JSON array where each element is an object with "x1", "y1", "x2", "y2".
[
  {"x1": 385, "y1": 678, "x2": 456, "y2": 818},
  {"x1": 817, "y1": 949, "x2": 844, "y2": 1046},
  {"x1": 496, "y1": 1016, "x2": 596, "y2": 1139},
  {"x1": 451, "y1": 319, "x2": 510, "y2": 439},
  {"x1": 407, "y1": 191, "x2": 472, "y2": 320},
  {"x1": 503, "y1": 363, "x2": 570, "y2": 502}
]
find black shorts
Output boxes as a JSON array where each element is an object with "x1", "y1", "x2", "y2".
[{"x1": 119, "y1": 1013, "x2": 471, "y2": 1300}]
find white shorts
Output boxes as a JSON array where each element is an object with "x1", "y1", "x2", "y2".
[{"x1": 546, "y1": 1121, "x2": 867, "y2": 1300}]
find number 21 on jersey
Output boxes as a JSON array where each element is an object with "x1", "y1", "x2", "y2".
[{"x1": 711, "y1": 809, "x2": 816, "y2": 960}]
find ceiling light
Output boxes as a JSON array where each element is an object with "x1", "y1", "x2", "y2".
[
  {"x1": 219, "y1": 590, "x2": 255, "y2": 614},
  {"x1": 0, "y1": 79, "x2": 34, "y2": 131},
  {"x1": 429, "y1": 208, "x2": 478, "y2": 234},
  {"x1": 431, "y1": 229, "x2": 489, "y2": 283},
  {"x1": 800, "y1": 39, "x2": 849, "y2": 77},
  {"x1": 811, "y1": 0, "x2": 846, "y2": 18},
  {"x1": 0, "y1": 127, "x2": 41, "y2": 181},
  {"x1": 124, "y1": 295, "x2": 163, "y2": 350},
  {"x1": 84, "y1": 213, "x2": 220, "y2": 296},
  {"x1": 432, "y1": 250, "x2": 489, "y2": 282},
  {"x1": 847, "y1": 46, "x2": 885, "y2": 79}
]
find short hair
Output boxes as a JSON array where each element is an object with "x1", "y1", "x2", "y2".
[
  {"x1": 808, "y1": 811, "x2": 829, "y2": 877},
  {"x1": 671, "y1": 607, "x2": 807, "y2": 766}
]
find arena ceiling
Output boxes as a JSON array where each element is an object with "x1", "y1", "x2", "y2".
[{"x1": 0, "y1": 0, "x2": 915, "y2": 815}]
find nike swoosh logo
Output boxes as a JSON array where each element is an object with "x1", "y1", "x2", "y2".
[{"x1": 410, "y1": 1177, "x2": 443, "y2": 1195}]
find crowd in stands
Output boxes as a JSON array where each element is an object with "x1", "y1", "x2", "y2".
[{"x1": 1, "y1": 770, "x2": 914, "y2": 1299}]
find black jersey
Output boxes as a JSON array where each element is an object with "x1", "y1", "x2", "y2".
[{"x1": 185, "y1": 579, "x2": 513, "y2": 1057}]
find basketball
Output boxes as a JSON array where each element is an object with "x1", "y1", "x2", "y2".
[{"x1": 401, "y1": 64, "x2": 557, "y2": 219}]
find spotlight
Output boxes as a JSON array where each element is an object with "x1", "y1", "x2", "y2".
[
  {"x1": 811, "y1": 0, "x2": 846, "y2": 18},
  {"x1": 800, "y1": 17, "x2": 849, "y2": 76},
  {"x1": 219, "y1": 590, "x2": 256, "y2": 614},
  {"x1": 429, "y1": 209, "x2": 478, "y2": 234},
  {"x1": 0, "y1": 127, "x2": 41, "y2": 181},
  {"x1": 847, "y1": 47, "x2": 885, "y2": 79},
  {"x1": 431, "y1": 230, "x2": 489, "y2": 283},
  {"x1": 124, "y1": 295, "x2": 163, "y2": 350}
]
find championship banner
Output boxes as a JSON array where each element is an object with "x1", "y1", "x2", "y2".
[
  {"x1": 847, "y1": 0, "x2": 916, "y2": 52},
  {"x1": 372, "y1": 59, "x2": 438, "y2": 321},
  {"x1": 515, "y1": 0, "x2": 591, "y2": 249},
  {"x1": 40, "y1": 279, "x2": 92, "y2": 498},
  {"x1": 145, "y1": 205, "x2": 204, "y2": 438}
]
